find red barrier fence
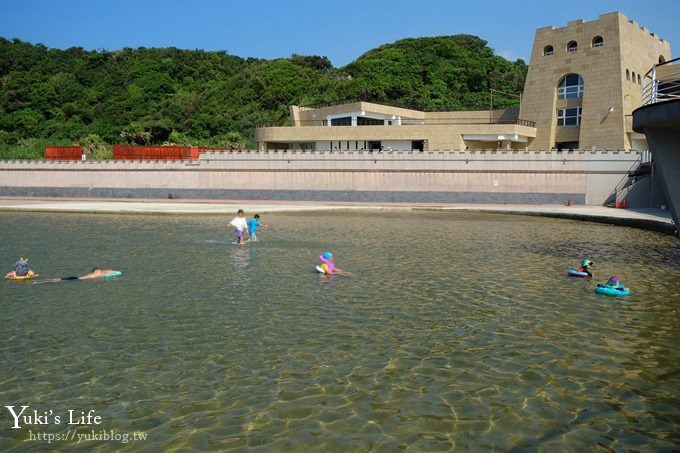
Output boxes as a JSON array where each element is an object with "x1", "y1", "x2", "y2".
[
  {"x1": 112, "y1": 145, "x2": 200, "y2": 160},
  {"x1": 45, "y1": 146, "x2": 83, "y2": 160}
]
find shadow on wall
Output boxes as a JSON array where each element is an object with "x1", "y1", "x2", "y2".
[{"x1": 603, "y1": 173, "x2": 667, "y2": 209}]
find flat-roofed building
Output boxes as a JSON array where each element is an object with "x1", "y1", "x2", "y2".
[
  {"x1": 256, "y1": 102, "x2": 536, "y2": 151},
  {"x1": 254, "y1": 12, "x2": 672, "y2": 152}
]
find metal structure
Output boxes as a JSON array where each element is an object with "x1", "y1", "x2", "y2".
[{"x1": 642, "y1": 57, "x2": 680, "y2": 105}]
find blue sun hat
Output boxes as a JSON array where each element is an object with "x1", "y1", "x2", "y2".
[{"x1": 320, "y1": 251, "x2": 333, "y2": 263}]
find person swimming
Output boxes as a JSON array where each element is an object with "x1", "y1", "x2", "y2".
[
  {"x1": 13, "y1": 258, "x2": 31, "y2": 277},
  {"x1": 578, "y1": 258, "x2": 593, "y2": 277},
  {"x1": 604, "y1": 276, "x2": 624, "y2": 289},
  {"x1": 317, "y1": 251, "x2": 351, "y2": 276},
  {"x1": 5, "y1": 257, "x2": 37, "y2": 280},
  {"x1": 33, "y1": 267, "x2": 121, "y2": 284},
  {"x1": 594, "y1": 275, "x2": 631, "y2": 296}
]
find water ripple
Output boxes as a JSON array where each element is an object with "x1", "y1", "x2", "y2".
[{"x1": 0, "y1": 211, "x2": 678, "y2": 451}]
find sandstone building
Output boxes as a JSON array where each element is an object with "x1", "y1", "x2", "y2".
[{"x1": 255, "y1": 12, "x2": 672, "y2": 152}]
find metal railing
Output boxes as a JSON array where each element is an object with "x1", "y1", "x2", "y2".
[
  {"x1": 639, "y1": 149, "x2": 653, "y2": 165},
  {"x1": 641, "y1": 56, "x2": 680, "y2": 105},
  {"x1": 608, "y1": 153, "x2": 647, "y2": 208}
]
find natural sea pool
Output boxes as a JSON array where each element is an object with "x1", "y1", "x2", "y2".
[{"x1": 1, "y1": 211, "x2": 679, "y2": 451}]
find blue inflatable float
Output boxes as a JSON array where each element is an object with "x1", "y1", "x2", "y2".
[
  {"x1": 594, "y1": 284, "x2": 630, "y2": 297},
  {"x1": 567, "y1": 268, "x2": 590, "y2": 278}
]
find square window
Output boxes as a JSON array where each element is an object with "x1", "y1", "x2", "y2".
[{"x1": 557, "y1": 107, "x2": 581, "y2": 126}]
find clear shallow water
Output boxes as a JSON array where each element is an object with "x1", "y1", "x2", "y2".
[{"x1": 1, "y1": 211, "x2": 679, "y2": 451}]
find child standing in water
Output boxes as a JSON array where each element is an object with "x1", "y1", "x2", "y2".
[
  {"x1": 247, "y1": 214, "x2": 267, "y2": 242},
  {"x1": 229, "y1": 209, "x2": 249, "y2": 245}
]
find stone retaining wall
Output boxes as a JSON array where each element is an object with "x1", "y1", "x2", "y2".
[{"x1": 0, "y1": 150, "x2": 641, "y2": 205}]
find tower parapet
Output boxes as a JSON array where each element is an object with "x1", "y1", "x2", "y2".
[{"x1": 521, "y1": 12, "x2": 672, "y2": 151}]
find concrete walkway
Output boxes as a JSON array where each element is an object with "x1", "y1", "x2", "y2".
[{"x1": 0, "y1": 197, "x2": 675, "y2": 235}]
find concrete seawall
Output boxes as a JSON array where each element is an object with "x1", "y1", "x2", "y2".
[{"x1": 0, "y1": 150, "x2": 640, "y2": 205}]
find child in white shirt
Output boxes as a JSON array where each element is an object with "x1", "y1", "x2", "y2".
[{"x1": 229, "y1": 209, "x2": 249, "y2": 244}]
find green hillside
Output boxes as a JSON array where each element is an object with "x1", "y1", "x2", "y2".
[{"x1": 0, "y1": 35, "x2": 527, "y2": 158}]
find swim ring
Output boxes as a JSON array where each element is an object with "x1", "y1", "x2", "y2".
[
  {"x1": 5, "y1": 270, "x2": 38, "y2": 280},
  {"x1": 567, "y1": 268, "x2": 590, "y2": 278},
  {"x1": 594, "y1": 284, "x2": 630, "y2": 297}
]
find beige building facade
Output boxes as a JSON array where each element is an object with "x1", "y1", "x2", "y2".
[
  {"x1": 257, "y1": 102, "x2": 535, "y2": 151},
  {"x1": 255, "y1": 12, "x2": 671, "y2": 152},
  {"x1": 521, "y1": 11, "x2": 672, "y2": 151}
]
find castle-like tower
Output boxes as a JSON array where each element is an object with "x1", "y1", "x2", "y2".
[{"x1": 521, "y1": 12, "x2": 671, "y2": 150}]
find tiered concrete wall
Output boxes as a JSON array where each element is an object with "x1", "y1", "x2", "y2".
[{"x1": 0, "y1": 150, "x2": 640, "y2": 205}]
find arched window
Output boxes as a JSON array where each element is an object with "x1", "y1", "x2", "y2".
[
  {"x1": 567, "y1": 41, "x2": 578, "y2": 52},
  {"x1": 592, "y1": 36, "x2": 604, "y2": 48},
  {"x1": 558, "y1": 74, "x2": 584, "y2": 99},
  {"x1": 637, "y1": 74, "x2": 642, "y2": 85},
  {"x1": 543, "y1": 45, "x2": 554, "y2": 56},
  {"x1": 632, "y1": 71, "x2": 636, "y2": 83},
  {"x1": 659, "y1": 55, "x2": 666, "y2": 64},
  {"x1": 626, "y1": 69, "x2": 630, "y2": 81}
]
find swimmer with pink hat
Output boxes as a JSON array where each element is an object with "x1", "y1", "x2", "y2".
[{"x1": 604, "y1": 276, "x2": 624, "y2": 289}]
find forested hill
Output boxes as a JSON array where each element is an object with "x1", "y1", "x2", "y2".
[{"x1": 0, "y1": 34, "x2": 527, "y2": 156}]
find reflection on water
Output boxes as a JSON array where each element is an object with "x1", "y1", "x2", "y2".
[{"x1": 1, "y1": 211, "x2": 679, "y2": 451}]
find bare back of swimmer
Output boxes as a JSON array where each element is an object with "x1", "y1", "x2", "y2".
[{"x1": 33, "y1": 268, "x2": 121, "y2": 284}]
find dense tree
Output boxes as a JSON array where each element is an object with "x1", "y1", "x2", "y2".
[
  {"x1": 338, "y1": 35, "x2": 526, "y2": 111},
  {"x1": 0, "y1": 35, "x2": 527, "y2": 158}
]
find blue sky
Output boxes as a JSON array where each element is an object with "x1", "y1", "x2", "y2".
[{"x1": 1, "y1": 0, "x2": 678, "y2": 66}]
